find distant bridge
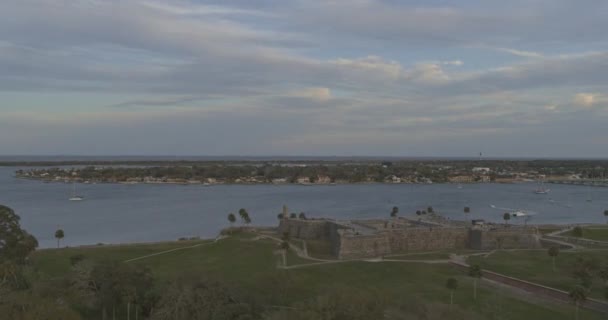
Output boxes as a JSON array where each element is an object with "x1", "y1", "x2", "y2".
[{"x1": 547, "y1": 179, "x2": 608, "y2": 187}]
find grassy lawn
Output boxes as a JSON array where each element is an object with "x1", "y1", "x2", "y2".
[
  {"x1": 563, "y1": 227, "x2": 608, "y2": 241},
  {"x1": 468, "y1": 250, "x2": 608, "y2": 301},
  {"x1": 538, "y1": 227, "x2": 564, "y2": 235},
  {"x1": 29, "y1": 233, "x2": 606, "y2": 320}
]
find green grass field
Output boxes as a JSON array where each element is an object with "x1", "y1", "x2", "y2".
[
  {"x1": 563, "y1": 227, "x2": 608, "y2": 241},
  {"x1": 468, "y1": 250, "x2": 608, "y2": 301},
  {"x1": 29, "y1": 232, "x2": 606, "y2": 319}
]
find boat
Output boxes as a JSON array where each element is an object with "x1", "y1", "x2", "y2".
[
  {"x1": 69, "y1": 183, "x2": 84, "y2": 201},
  {"x1": 533, "y1": 179, "x2": 550, "y2": 194},
  {"x1": 457, "y1": 184, "x2": 463, "y2": 189}
]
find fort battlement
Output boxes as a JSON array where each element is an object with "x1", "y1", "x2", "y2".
[{"x1": 278, "y1": 217, "x2": 540, "y2": 260}]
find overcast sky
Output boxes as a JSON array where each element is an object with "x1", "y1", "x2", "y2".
[{"x1": 1, "y1": 0, "x2": 607, "y2": 157}]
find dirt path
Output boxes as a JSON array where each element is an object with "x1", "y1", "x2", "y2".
[{"x1": 123, "y1": 235, "x2": 225, "y2": 263}]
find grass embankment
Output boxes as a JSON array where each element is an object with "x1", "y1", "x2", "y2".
[
  {"x1": 468, "y1": 250, "x2": 608, "y2": 301},
  {"x1": 31, "y1": 233, "x2": 605, "y2": 320},
  {"x1": 563, "y1": 227, "x2": 608, "y2": 242}
]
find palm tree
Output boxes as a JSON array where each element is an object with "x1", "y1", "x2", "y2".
[
  {"x1": 548, "y1": 246, "x2": 560, "y2": 272},
  {"x1": 427, "y1": 206, "x2": 434, "y2": 214},
  {"x1": 277, "y1": 213, "x2": 284, "y2": 220},
  {"x1": 298, "y1": 212, "x2": 307, "y2": 220},
  {"x1": 464, "y1": 206, "x2": 471, "y2": 221},
  {"x1": 289, "y1": 213, "x2": 297, "y2": 219},
  {"x1": 416, "y1": 210, "x2": 422, "y2": 216},
  {"x1": 604, "y1": 210, "x2": 608, "y2": 224},
  {"x1": 238, "y1": 208, "x2": 249, "y2": 225},
  {"x1": 390, "y1": 206, "x2": 399, "y2": 218},
  {"x1": 569, "y1": 285, "x2": 587, "y2": 320},
  {"x1": 468, "y1": 264, "x2": 482, "y2": 300},
  {"x1": 55, "y1": 229, "x2": 65, "y2": 248},
  {"x1": 227, "y1": 213, "x2": 236, "y2": 226},
  {"x1": 503, "y1": 212, "x2": 511, "y2": 225},
  {"x1": 445, "y1": 278, "x2": 458, "y2": 309}
]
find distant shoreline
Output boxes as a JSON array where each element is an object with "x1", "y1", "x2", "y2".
[{"x1": 15, "y1": 175, "x2": 524, "y2": 186}]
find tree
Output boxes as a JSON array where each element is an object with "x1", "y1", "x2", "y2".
[
  {"x1": 445, "y1": 278, "x2": 458, "y2": 309},
  {"x1": 468, "y1": 264, "x2": 483, "y2": 300},
  {"x1": 421, "y1": 210, "x2": 427, "y2": 215},
  {"x1": 0, "y1": 205, "x2": 38, "y2": 291},
  {"x1": 427, "y1": 206, "x2": 434, "y2": 214},
  {"x1": 277, "y1": 213, "x2": 284, "y2": 220},
  {"x1": 227, "y1": 213, "x2": 236, "y2": 226},
  {"x1": 464, "y1": 206, "x2": 471, "y2": 221},
  {"x1": 572, "y1": 226, "x2": 583, "y2": 238},
  {"x1": 238, "y1": 208, "x2": 247, "y2": 220},
  {"x1": 151, "y1": 278, "x2": 261, "y2": 320},
  {"x1": 238, "y1": 209, "x2": 250, "y2": 225},
  {"x1": 55, "y1": 229, "x2": 65, "y2": 248},
  {"x1": 290, "y1": 213, "x2": 297, "y2": 219},
  {"x1": 503, "y1": 213, "x2": 511, "y2": 225},
  {"x1": 569, "y1": 285, "x2": 587, "y2": 320},
  {"x1": 390, "y1": 206, "x2": 399, "y2": 218},
  {"x1": 298, "y1": 212, "x2": 307, "y2": 220},
  {"x1": 604, "y1": 210, "x2": 608, "y2": 224},
  {"x1": 0, "y1": 205, "x2": 38, "y2": 264},
  {"x1": 416, "y1": 210, "x2": 422, "y2": 216},
  {"x1": 548, "y1": 246, "x2": 560, "y2": 272},
  {"x1": 89, "y1": 261, "x2": 155, "y2": 320},
  {"x1": 599, "y1": 265, "x2": 608, "y2": 286},
  {"x1": 572, "y1": 256, "x2": 600, "y2": 289}
]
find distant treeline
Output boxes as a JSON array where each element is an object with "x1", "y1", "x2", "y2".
[{"x1": 14, "y1": 159, "x2": 608, "y2": 184}]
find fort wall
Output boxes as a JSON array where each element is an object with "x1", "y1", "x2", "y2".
[
  {"x1": 336, "y1": 231, "x2": 391, "y2": 260},
  {"x1": 278, "y1": 219, "x2": 333, "y2": 240},
  {"x1": 279, "y1": 218, "x2": 540, "y2": 260},
  {"x1": 387, "y1": 227, "x2": 468, "y2": 252}
]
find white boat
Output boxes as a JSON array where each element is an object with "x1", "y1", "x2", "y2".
[
  {"x1": 533, "y1": 179, "x2": 550, "y2": 194},
  {"x1": 69, "y1": 183, "x2": 84, "y2": 201},
  {"x1": 457, "y1": 184, "x2": 463, "y2": 189}
]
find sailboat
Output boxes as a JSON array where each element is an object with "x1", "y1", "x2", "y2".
[
  {"x1": 69, "y1": 182, "x2": 84, "y2": 201},
  {"x1": 533, "y1": 178, "x2": 550, "y2": 194}
]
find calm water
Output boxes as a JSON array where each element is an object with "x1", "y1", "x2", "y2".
[{"x1": 1, "y1": 167, "x2": 606, "y2": 248}]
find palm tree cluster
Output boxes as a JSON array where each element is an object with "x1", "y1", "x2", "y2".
[
  {"x1": 227, "y1": 211, "x2": 251, "y2": 226},
  {"x1": 415, "y1": 210, "x2": 428, "y2": 216},
  {"x1": 238, "y1": 208, "x2": 251, "y2": 225}
]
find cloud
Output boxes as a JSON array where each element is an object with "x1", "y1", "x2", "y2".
[
  {"x1": 1, "y1": 0, "x2": 608, "y2": 156},
  {"x1": 289, "y1": 87, "x2": 332, "y2": 101},
  {"x1": 572, "y1": 93, "x2": 607, "y2": 108},
  {"x1": 442, "y1": 60, "x2": 464, "y2": 66},
  {"x1": 495, "y1": 47, "x2": 544, "y2": 58}
]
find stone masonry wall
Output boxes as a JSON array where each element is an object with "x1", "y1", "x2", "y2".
[
  {"x1": 387, "y1": 227, "x2": 468, "y2": 252},
  {"x1": 278, "y1": 219, "x2": 332, "y2": 240},
  {"x1": 336, "y1": 232, "x2": 391, "y2": 260},
  {"x1": 477, "y1": 229, "x2": 540, "y2": 250}
]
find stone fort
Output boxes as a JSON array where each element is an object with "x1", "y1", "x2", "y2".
[{"x1": 278, "y1": 216, "x2": 540, "y2": 259}]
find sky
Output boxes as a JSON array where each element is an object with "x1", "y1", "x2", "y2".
[{"x1": 1, "y1": 0, "x2": 607, "y2": 158}]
